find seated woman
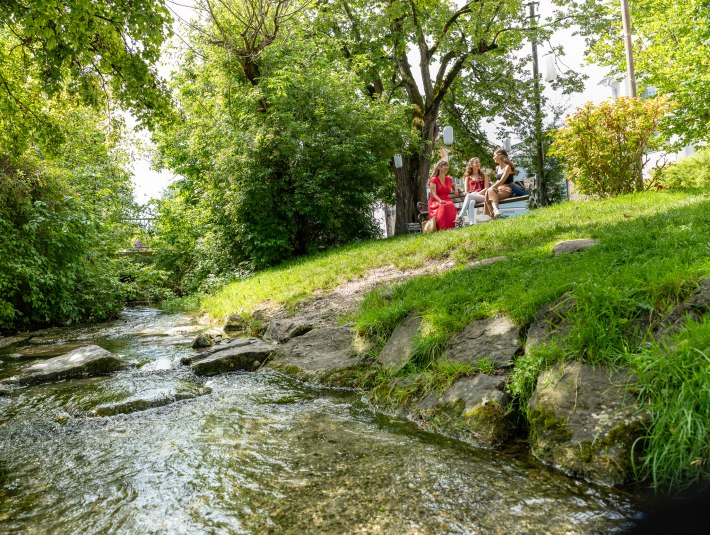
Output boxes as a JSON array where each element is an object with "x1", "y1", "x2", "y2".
[
  {"x1": 484, "y1": 147, "x2": 516, "y2": 219},
  {"x1": 428, "y1": 159, "x2": 459, "y2": 230},
  {"x1": 456, "y1": 157, "x2": 489, "y2": 225}
]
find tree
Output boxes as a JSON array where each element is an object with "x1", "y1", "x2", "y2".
[
  {"x1": 549, "y1": 96, "x2": 675, "y2": 197},
  {"x1": 556, "y1": 0, "x2": 710, "y2": 145},
  {"x1": 316, "y1": 0, "x2": 561, "y2": 233},
  {"x1": 0, "y1": 0, "x2": 172, "y2": 134},
  {"x1": 154, "y1": 5, "x2": 403, "y2": 279}
]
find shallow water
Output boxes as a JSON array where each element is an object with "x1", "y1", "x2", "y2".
[{"x1": 0, "y1": 308, "x2": 641, "y2": 533}]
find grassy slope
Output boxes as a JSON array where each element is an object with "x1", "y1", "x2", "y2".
[{"x1": 204, "y1": 189, "x2": 709, "y2": 489}]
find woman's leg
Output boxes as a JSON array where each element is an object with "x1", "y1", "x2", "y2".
[
  {"x1": 484, "y1": 188, "x2": 499, "y2": 217},
  {"x1": 457, "y1": 194, "x2": 473, "y2": 221},
  {"x1": 469, "y1": 193, "x2": 485, "y2": 223}
]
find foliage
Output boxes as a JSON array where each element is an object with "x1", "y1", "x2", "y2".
[
  {"x1": 556, "y1": 0, "x2": 710, "y2": 145},
  {"x1": 154, "y1": 10, "x2": 404, "y2": 286},
  {"x1": 512, "y1": 104, "x2": 569, "y2": 206},
  {"x1": 0, "y1": 102, "x2": 137, "y2": 331},
  {"x1": 0, "y1": 0, "x2": 172, "y2": 140},
  {"x1": 627, "y1": 318, "x2": 710, "y2": 491},
  {"x1": 651, "y1": 148, "x2": 710, "y2": 190},
  {"x1": 550, "y1": 96, "x2": 675, "y2": 197},
  {"x1": 314, "y1": 0, "x2": 585, "y2": 232}
]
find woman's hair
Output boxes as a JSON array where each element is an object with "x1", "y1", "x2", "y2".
[
  {"x1": 431, "y1": 159, "x2": 449, "y2": 178},
  {"x1": 463, "y1": 157, "x2": 487, "y2": 181},
  {"x1": 494, "y1": 147, "x2": 516, "y2": 175}
]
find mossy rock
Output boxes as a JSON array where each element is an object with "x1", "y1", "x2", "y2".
[{"x1": 528, "y1": 361, "x2": 647, "y2": 486}]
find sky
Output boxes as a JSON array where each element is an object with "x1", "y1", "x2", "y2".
[{"x1": 130, "y1": 0, "x2": 614, "y2": 203}]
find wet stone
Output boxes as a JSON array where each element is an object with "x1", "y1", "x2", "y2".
[
  {"x1": 89, "y1": 384, "x2": 212, "y2": 417},
  {"x1": 180, "y1": 338, "x2": 261, "y2": 365},
  {"x1": 2, "y1": 345, "x2": 127, "y2": 386},
  {"x1": 9, "y1": 342, "x2": 87, "y2": 360},
  {"x1": 191, "y1": 340, "x2": 273, "y2": 376},
  {"x1": 445, "y1": 316, "x2": 521, "y2": 369},
  {"x1": 0, "y1": 335, "x2": 30, "y2": 349},
  {"x1": 192, "y1": 333, "x2": 215, "y2": 349},
  {"x1": 417, "y1": 374, "x2": 513, "y2": 448}
]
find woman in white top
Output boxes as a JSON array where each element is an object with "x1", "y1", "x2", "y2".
[{"x1": 484, "y1": 147, "x2": 515, "y2": 219}]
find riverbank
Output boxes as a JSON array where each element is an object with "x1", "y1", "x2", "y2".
[{"x1": 198, "y1": 190, "x2": 709, "y2": 491}]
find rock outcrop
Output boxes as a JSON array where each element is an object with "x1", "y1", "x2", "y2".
[
  {"x1": 377, "y1": 313, "x2": 421, "y2": 372},
  {"x1": 3, "y1": 345, "x2": 127, "y2": 386},
  {"x1": 263, "y1": 319, "x2": 314, "y2": 344},
  {"x1": 528, "y1": 361, "x2": 645, "y2": 486},
  {"x1": 445, "y1": 316, "x2": 521, "y2": 369},
  {"x1": 270, "y1": 326, "x2": 365, "y2": 382},
  {"x1": 525, "y1": 294, "x2": 575, "y2": 352}
]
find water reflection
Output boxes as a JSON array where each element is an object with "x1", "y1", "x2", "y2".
[{"x1": 0, "y1": 308, "x2": 640, "y2": 533}]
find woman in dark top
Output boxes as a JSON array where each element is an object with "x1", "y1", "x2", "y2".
[{"x1": 484, "y1": 147, "x2": 515, "y2": 219}]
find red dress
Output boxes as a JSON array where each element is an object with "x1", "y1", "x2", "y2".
[{"x1": 428, "y1": 175, "x2": 457, "y2": 230}]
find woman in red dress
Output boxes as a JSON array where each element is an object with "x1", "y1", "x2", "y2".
[{"x1": 428, "y1": 159, "x2": 460, "y2": 230}]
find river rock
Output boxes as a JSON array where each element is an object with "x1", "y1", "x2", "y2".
[
  {"x1": 181, "y1": 337, "x2": 261, "y2": 365},
  {"x1": 377, "y1": 313, "x2": 421, "y2": 372},
  {"x1": 9, "y1": 342, "x2": 87, "y2": 360},
  {"x1": 445, "y1": 316, "x2": 521, "y2": 369},
  {"x1": 3, "y1": 345, "x2": 127, "y2": 386},
  {"x1": 0, "y1": 384, "x2": 12, "y2": 396},
  {"x1": 223, "y1": 314, "x2": 248, "y2": 333},
  {"x1": 525, "y1": 294, "x2": 575, "y2": 352},
  {"x1": 191, "y1": 340, "x2": 273, "y2": 376},
  {"x1": 263, "y1": 319, "x2": 314, "y2": 344},
  {"x1": 0, "y1": 335, "x2": 30, "y2": 349},
  {"x1": 552, "y1": 239, "x2": 599, "y2": 256},
  {"x1": 271, "y1": 326, "x2": 364, "y2": 379},
  {"x1": 192, "y1": 333, "x2": 215, "y2": 349},
  {"x1": 528, "y1": 361, "x2": 646, "y2": 486},
  {"x1": 89, "y1": 384, "x2": 212, "y2": 417},
  {"x1": 417, "y1": 374, "x2": 513, "y2": 447}
]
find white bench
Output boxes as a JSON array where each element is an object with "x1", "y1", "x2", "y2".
[{"x1": 408, "y1": 193, "x2": 530, "y2": 233}]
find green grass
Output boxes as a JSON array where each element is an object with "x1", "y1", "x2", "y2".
[
  {"x1": 200, "y1": 189, "x2": 709, "y2": 490},
  {"x1": 627, "y1": 318, "x2": 710, "y2": 492}
]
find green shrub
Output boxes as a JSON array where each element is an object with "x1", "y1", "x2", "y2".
[
  {"x1": 550, "y1": 96, "x2": 675, "y2": 197},
  {"x1": 652, "y1": 148, "x2": 710, "y2": 190}
]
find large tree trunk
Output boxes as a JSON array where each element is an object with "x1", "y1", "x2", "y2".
[{"x1": 394, "y1": 115, "x2": 438, "y2": 235}]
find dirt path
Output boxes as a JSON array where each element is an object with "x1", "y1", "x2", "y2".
[{"x1": 263, "y1": 260, "x2": 456, "y2": 328}]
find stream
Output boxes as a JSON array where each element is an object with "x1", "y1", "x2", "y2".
[{"x1": 0, "y1": 307, "x2": 642, "y2": 534}]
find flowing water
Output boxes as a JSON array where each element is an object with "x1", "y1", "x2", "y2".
[{"x1": 0, "y1": 308, "x2": 642, "y2": 534}]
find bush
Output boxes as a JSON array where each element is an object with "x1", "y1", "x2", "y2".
[
  {"x1": 550, "y1": 96, "x2": 675, "y2": 197},
  {"x1": 651, "y1": 148, "x2": 710, "y2": 189}
]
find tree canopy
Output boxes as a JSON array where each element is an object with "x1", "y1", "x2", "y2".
[{"x1": 557, "y1": 0, "x2": 710, "y2": 145}]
